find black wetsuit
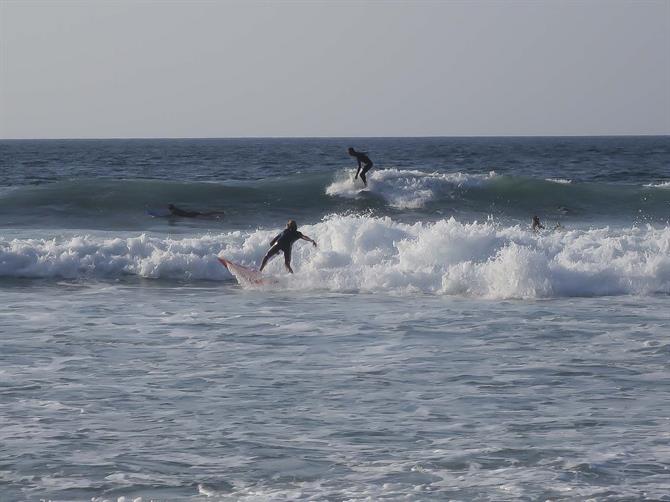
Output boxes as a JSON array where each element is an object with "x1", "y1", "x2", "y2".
[
  {"x1": 168, "y1": 206, "x2": 224, "y2": 218},
  {"x1": 266, "y1": 228, "x2": 304, "y2": 262},
  {"x1": 352, "y1": 151, "x2": 374, "y2": 184},
  {"x1": 169, "y1": 207, "x2": 201, "y2": 217}
]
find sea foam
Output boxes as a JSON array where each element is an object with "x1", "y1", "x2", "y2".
[
  {"x1": 644, "y1": 181, "x2": 670, "y2": 189},
  {"x1": 1, "y1": 216, "x2": 668, "y2": 299},
  {"x1": 326, "y1": 169, "x2": 496, "y2": 209}
]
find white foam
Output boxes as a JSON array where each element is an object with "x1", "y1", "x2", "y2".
[
  {"x1": 546, "y1": 178, "x2": 572, "y2": 184},
  {"x1": 1, "y1": 216, "x2": 669, "y2": 298},
  {"x1": 326, "y1": 169, "x2": 496, "y2": 209},
  {"x1": 644, "y1": 181, "x2": 670, "y2": 189}
]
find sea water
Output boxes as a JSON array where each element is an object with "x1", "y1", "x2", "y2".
[{"x1": 1, "y1": 137, "x2": 669, "y2": 501}]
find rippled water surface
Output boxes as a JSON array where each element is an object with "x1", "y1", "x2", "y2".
[
  {"x1": 2, "y1": 282, "x2": 669, "y2": 501},
  {"x1": 1, "y1": 137, "x2": 669, "y2": 500}
]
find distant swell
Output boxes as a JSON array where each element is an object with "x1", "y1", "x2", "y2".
[
  {"x1": 1, "y1": 171, "x2": 669, "y2": 226},
  {"x1": 2, "y1": 215, "x2": 668, "y2": 298}
]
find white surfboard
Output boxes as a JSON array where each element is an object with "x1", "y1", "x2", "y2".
[{"x1": 218, "y1": 257, "x2": 274, "y2": 286}]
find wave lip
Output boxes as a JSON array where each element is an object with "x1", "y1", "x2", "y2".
[
  {"x1": 295, "y1": 216, "x2": 669, "y2": 298},
  {"x1": 326, "y1": 169, "x2": 497, "y2": 209},
  {"x1": 1, "y1": 216, "x2": 668, "y2": 299},
  {"x1": 644, "y1": 181, "x2": 670, "y2": 189}
]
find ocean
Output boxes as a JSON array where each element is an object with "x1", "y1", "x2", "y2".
[{"x1": 1, "y1": 137, "x2": 669, "y2": 501}]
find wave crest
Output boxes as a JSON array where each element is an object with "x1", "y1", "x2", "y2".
[
  {"x1": 2, "y1": 216, "x2": 668, "y2": 298},
  {"x1": 326, "y1": 169, "x2": 496, "y2": 209}
]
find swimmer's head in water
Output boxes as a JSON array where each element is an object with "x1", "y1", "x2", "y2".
[
  {"x1": 168, "y1": 204, "x2": 175, "y2": 210},
  {"x1": 287, "y1": 220, "x2": 298, "y2": 231},
  {"x1": 348, "y1": 147, "x2": 355, "y2": 155}
]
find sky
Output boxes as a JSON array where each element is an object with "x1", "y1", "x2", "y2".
[{"x1": 1, "y1": 0, "x2": 669, "y2": 139}]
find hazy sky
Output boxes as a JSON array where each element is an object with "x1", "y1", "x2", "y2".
[{"x1": 1, "y1": 0, "x2": 669, "y2": 138}]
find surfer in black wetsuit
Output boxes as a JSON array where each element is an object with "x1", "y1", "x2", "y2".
[
  {"x1": 167, "y1": 204, "x2": 225, "y2": 218},
  {"x1": 532, "y1": 215, "x2": 545, "y2": 232},
  {"x1": 348, "y1": 147, "x2": 374, "y2": 186},
  {"x1": 259, "y1": 220, "x2": 317, "y2": 274}
]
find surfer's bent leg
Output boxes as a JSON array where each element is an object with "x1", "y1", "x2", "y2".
[
  {"x1": 283, "y1": 247, "x2": 293, "y2": 274},
  {"x1": 260, "y1": 244, "x2": 281, "y2": 271},
  {"x1": 360, "y1": 162, "x2": 373, "y2": 186}
]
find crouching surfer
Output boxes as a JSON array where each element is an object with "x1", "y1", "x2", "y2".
[
  {"x1": 259, "y1": 220, "x2": 317, "y2": 274},
  {"x1": 348, "y1": 147, "x2": 374, "y2": 186}
]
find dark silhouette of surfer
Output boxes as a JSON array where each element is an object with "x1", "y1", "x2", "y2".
[
  {"x1": 348, "y1": 147, "x2": 374, "y2": 186},
  {"x1": 259, "y1": 220, "x2": 317, "y2": 274},
  {"x1": 167, "y1": 204, "x2": 225, "y2": 218},
  {"x1": 532, "y1": 215, "x2": 545, "y2": 232}
]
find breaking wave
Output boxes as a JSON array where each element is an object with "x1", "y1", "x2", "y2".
[
  {"x1": 644, "y1": 181, "x2": 670, "y2": 189},
  {"x1": 2, "y1": 215, "x2": 668, "y2": 299},
  {"x1": 326, "y1": 168, "x2": 496, "y2": 209}
]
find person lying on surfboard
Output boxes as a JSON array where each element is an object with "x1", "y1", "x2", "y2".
[
  {"x1": 348, "y1": 147, "x2": 374, "y2": 186},
  {"x1": 259, "y1": 220, "x2": 317, "y2": 274},
  {"x1": 167, "y1": 204, "x2": 225, "y2": 218}
]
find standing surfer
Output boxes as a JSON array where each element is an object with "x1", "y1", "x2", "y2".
[
  {"x1": 348, "y1": 147, "x2": 374, "y2": 186},
  {"x1": 259, "y1": 220, "x2": 317, "y2": 274}
]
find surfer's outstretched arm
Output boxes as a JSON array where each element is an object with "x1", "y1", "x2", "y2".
[{"x1": 301, "y1": 235, "x2": 317, "y2": 247}]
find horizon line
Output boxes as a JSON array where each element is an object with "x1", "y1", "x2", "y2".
[{"x1": 2, "y1": 133, "x2": 669, "y2": 141}]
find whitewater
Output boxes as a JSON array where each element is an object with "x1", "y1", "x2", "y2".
[
  {"x1": 1, "y1": 136, "x2": 669, "y2": 501},
  {"x1": 2, "y1": 216, "x2": 669, "y2": 298}
]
